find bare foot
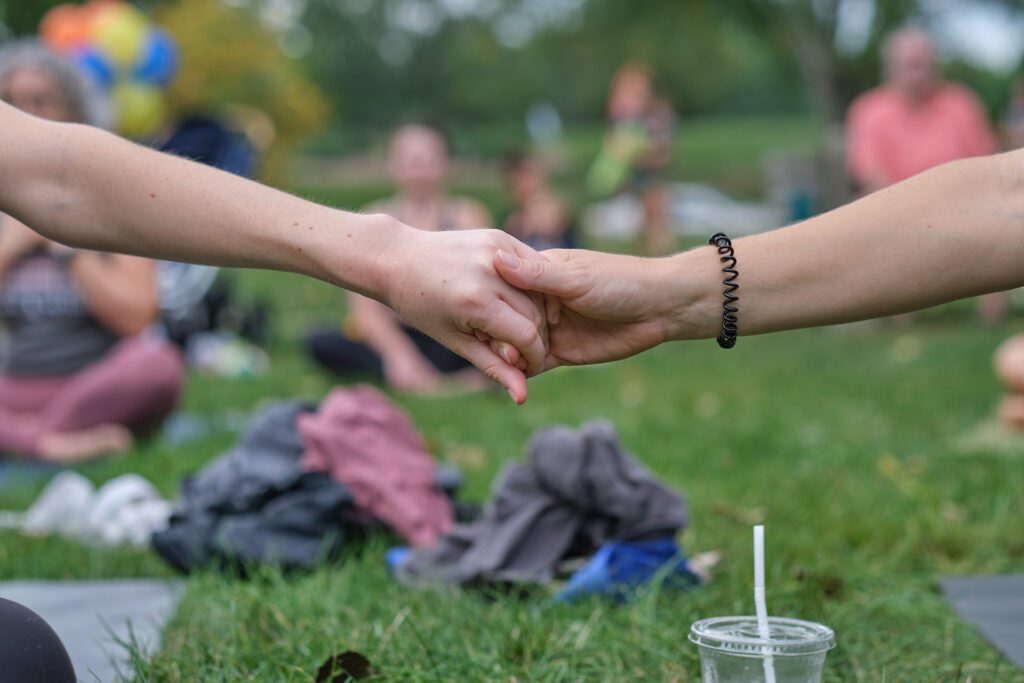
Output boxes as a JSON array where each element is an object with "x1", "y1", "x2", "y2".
[{"x1": 37, "y1": 424, "x2": 133, "y2": 463}]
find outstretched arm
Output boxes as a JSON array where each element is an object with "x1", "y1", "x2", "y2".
[
  {"x1": 496, "y1": 150, "x2": 1024, "y2": 367},
  {"x1": 0, "y1": 102, "x2": 545, "y2": 402}
]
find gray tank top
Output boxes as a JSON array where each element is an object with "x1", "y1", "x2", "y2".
[{"x1": 0, "y1": 250, "x2": 120, "y2": 377}]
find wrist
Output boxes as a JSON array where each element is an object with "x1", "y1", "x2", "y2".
[
  {"x1": 658, "y1": 246, "x2": 723, "y2": 341},
  {"x1": 305, "y1": 211, "x2": 410, "y2": 301}
]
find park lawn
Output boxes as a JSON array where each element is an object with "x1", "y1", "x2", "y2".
[{"x1": 0, "y1": 262, "x2": 1021, "y2": 681}]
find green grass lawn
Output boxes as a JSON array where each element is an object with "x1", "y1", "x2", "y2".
[{"x1": 1, "y1": 263, "x2": 1022, "y2": 681}]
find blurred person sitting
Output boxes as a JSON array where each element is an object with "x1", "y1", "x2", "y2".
[
  {"x1": 501, "y1": 150, "x2": 576, "y2": 252},
  {"x1": 846, "y1": 27, "x2": 1002, "y2": 321},
  {"x1": 0, "y1": 41, "x2": 183, "y2": 462},
  {"x1": 306, "y1": 124, "x2": 493, "y2": 395},
  {"x1": 590, "y1": 61, "x2": 676, "y2": 255}
]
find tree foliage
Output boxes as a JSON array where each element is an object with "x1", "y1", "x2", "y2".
[{"x1": 155, "y1": 0, "x2": 328, "y2": 179}]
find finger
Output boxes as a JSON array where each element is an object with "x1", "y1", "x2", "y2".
[
  {"x1": 498, "y1": 287, "x2": 549, "y2": 363},
  {"x1": 471, "y1": 300, "x2": 546, "y2": 374},
  {"x1": 544, "y1": 293, "x2": 561, "y2": 326},
  {"x1": 495, "y1": 249, "x2": 573, "y2": 296},
  {"x1": 459, "y1": 339, "x2": 529, "y2": 404},
  {"x1": 489, "y1": 339, "x2": 522, "y2": 367}
]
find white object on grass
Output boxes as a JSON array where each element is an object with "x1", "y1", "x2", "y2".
[
  {"x1": 0, "y1": 471, "x2": 170, "y2": 546},
  {"x1": 754, "y1": 524, "x2": 777, "y2": 683}
]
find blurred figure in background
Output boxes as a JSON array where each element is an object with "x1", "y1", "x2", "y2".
[
  {"x1": 845, "y1": 27, "x2": 1003, "y2": 321},
  {"x1": 501, "y1": 149, "x2": 576, "y2": 252},
  {"x1": 0, "y1": 41, "x2": 183, "y2": 462},
  {"x1": 590, "y1": 62, "x2": 676, "y2": 254},
  {"x1": 307, "y1": 124, "x2": 493, "y2": 396}
]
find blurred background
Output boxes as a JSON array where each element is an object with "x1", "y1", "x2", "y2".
[{"x1": 4, "y1": 0, "x2": 1024, "y2": 213}]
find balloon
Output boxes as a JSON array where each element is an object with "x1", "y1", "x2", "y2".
[
  {"x1": 90, "y1": 3, "x2": 149, "y2": 68},
  {"x1": 72, "y1": 45, "x2": 115, "y2": 90},
  {"x1": 133, "y1": 29, "x2": 178, "y2": 86},
  {"x1": 40, "y1": 4, "x2": 91, "y2": 51},
  {"x1": 112, "y1": 82, "x2": 165, "y2": 138}
]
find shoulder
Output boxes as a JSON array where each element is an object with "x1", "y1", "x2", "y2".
[
  {"x1": 939, "y1": 83, "x2": 986, "y2": 111},
  {"x1": 848, "y1": 87, "x2": 895, "y2": 122}
]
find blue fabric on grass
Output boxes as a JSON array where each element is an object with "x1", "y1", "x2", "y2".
[{"x1": 555, "y1": 537, "x2": 700, "y2": 603}]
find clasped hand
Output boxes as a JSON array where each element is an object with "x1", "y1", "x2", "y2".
[{"x1": 382, "y1": 225, "x2": 694, "y2": 404}]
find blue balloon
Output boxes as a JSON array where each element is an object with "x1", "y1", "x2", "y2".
[
  {"x1": 73, "y1": 46, "x2": 115, "y2": 90},
  {"x1": 133, "y1": 29, "x2": 178, "y2": 87}
]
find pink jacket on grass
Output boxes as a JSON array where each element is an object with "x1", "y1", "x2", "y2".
[{"x1": 298, "y1": 385, "x2": 453, "y2": 547}]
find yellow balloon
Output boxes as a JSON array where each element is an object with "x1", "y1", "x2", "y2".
[
  {"x1": 113, "y1": 83, "x2": 165, "y2": 138},
  {"x1": 90, "y1": 4, "x2": 149, "y2": 68}
]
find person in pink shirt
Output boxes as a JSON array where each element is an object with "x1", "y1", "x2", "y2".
[
  {"x1": 846, "y1": 27, "x2": 995, "y2": 193},
  {"x1": 846, "y1": 26, "x2": 1003, "y2": 320}
]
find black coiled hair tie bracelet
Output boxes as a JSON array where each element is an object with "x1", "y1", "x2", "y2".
[{"x1": 708, "y1": 232, "x2": 739, "y2": 349}]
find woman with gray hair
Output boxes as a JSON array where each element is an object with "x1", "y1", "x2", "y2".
[
  {"x1": 0, "y1": 40, "x2": 182, "y2": 462},
  {"x1": 0, "y1": 39, "x2": 109, "y2": 127}
]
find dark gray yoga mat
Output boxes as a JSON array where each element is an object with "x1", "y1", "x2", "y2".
[
  {"x1": 940, "y1": 575, "x2": 1024, "y2": 670},
  {"x1": 0, "y1": 580, "x2": 182, "y2": 682}
]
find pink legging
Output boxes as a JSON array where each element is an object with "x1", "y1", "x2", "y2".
[{"x1": 0, "y1": 336, "x2": 184, "y2": 457}]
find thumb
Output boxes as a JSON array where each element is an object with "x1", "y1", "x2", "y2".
[{"x1": 494, "y1": 249, "x2": 572, "y2": 296}]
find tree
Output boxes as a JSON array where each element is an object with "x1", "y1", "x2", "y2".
[{"x1": 155, "y1": 0, "x2": 329, "y2": 179}]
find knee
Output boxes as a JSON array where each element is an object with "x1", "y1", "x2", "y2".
[
  {"x1": 127, "y1": 339, "x2": 185, "y2": 407},
  {"x1": 994, "y1": 335, "x2": 1024, "y2": 392}
]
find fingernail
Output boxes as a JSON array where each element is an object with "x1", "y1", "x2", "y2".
[
  {"x1": 498, "y1": 250, "x2": 520, "y2": 270},
  {"x1": 508, "y1": 388, "x2": 517, "y2": 403},
  {"x1": 499, "y1": 347, "x2": 512, "y2": 364}
]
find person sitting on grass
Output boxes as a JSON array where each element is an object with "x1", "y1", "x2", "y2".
[
  {"x1": 306, "y1": 124, "x2": 497, "y2": 396},
  {"x1": 501, "y1": 149, "x2": 576, "y2": 253},
  {"x1": 0, "y1": 41, "x2": 183, "y2": 463}
]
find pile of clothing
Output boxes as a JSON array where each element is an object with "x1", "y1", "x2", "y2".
[
  {"x1": 153, "y1": 385, "x2": 459, "y2": 573},
  {"x1": 389, "y1": 421, "x2": 701, "y2": 601},
  {"x1": 4, "y1": 385, "x2": 705, "y2": 601}
]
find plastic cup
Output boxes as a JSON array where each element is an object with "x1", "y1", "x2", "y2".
[{"x1": 689, "y1": 616, "x2": 836, "y2": 683}]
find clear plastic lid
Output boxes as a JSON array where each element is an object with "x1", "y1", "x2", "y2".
[{"x1": 689, "y1": 616, "x2": 836, "y2": 657}]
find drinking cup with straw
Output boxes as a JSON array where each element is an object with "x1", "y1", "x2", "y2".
[{"x1": 688, "y1": 525, "x2": 836, "y2": 682}]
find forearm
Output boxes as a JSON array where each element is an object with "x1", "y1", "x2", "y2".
[
  {"x1": 1, "y1": 112, "x2": 402, "y2": 301},
  {"x1": 69, "y1": 254, "x2": 158, "y2": 334},
  {"x1": 668, "y1": 152, "x2": 1024, "y2": 339}
]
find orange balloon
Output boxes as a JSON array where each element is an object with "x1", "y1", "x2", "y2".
[{"x1": 39, "y1": 4, "x2": 90, "y2": 51}]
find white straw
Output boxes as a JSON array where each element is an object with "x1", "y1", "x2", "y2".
[{"x1": 754, "y1": 525, "x2": 777, "y2": 683}]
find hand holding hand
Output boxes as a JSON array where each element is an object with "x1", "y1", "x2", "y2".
[
  {"x1": 494, "y1": 248, "x2": 715, "y2": 368},
  {"x1": 381, "y1": 226, "x2": 548, "y2": 403}
]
